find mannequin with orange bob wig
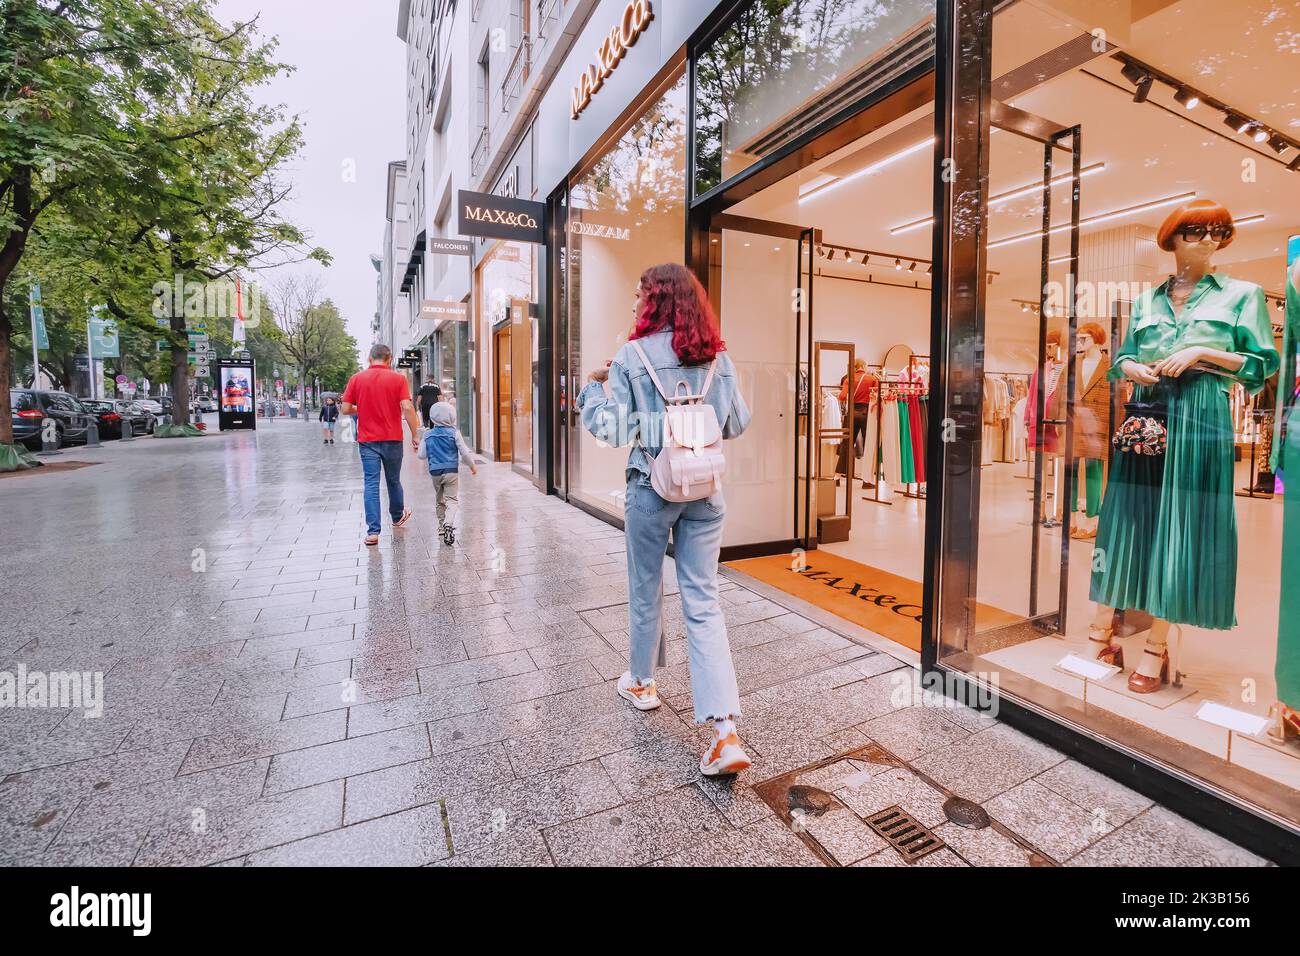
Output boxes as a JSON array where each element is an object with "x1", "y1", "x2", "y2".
[{"x1": 1155, "y1": 199, "x2": 1236, "y2": 253}]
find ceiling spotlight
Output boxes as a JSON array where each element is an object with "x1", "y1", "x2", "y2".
[
  {"x1": 826, "y1": 249, "x2": 836, "y2": 261},
  {"x1": 925, "y1": 263, "x2": 932, "y2": 274},
  {"x1": 894, "y1": 258, "x2": 902, "y2": 270},
  {"x1": 1268, "y1": 134, "x2": 1290, "y2": 155},
  {"x1": 1249, "y1": 124, "x2": 1270, "y2": 143},
  {"x1": 908, "y1": 261, "x2": 917, "y2": 272},
  {"x1": 1020, "y1": 303, "x2": 1029, "y2": 313},
  {"x1": 1120, "y1": 62, "x2": 1153, "y2": 102},
  {"x1": 1173, "y1": 87, "x2": 1199, "y2": 110},
  {"x1": 1223, "y1": 112, "x2": 1251, "y2": 135},
  {"x1": 1277, "y1": 299, "x2": 1286, "y2": 312},
  {"x1": 859, "y1": 253, "x2": 870, "y2": 265},
  {"x1": 1289, "y1": 154, "x2": 1300, "y2": 172}
]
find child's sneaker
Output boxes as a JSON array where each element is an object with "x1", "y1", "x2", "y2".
[
  {"x1": 699, "y1": 728, "x2": 751, "y2": 776},
  {"x1": 616, "y1": 672, "x2": 660, "y2": 711}
]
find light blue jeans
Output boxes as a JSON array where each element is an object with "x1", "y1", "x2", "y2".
[{"x1": 624, "y1": 478, "x2": 742, "y2": 724}]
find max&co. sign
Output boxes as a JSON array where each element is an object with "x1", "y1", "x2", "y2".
[
  {"x1": 457, "y1": 190, "x2": 545, "y2": 244},
  {"x1": 570, "y1": 0, "x2": 653, "y2": 120}
]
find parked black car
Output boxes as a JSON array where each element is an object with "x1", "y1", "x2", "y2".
[
  {"x1": 9, "y1": 389, "x2": 92, "y2": 449},
  {"x1": 79, "y1": 399, "x2": 156, "y2": 439}
]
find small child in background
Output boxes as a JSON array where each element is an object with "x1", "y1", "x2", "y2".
[
  {"x1": 418, "y1": 401, "x2": 477, "y2": 543},
  {"x1": 319, "y1": 396, "x2": 339, "y2": 444}
]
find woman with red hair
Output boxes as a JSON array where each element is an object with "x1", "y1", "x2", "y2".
[{"x1": 578, "y1": 262, "x2": 753, "y2": 776}]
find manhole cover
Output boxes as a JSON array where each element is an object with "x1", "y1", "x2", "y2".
[
  {"x1": 943, "y1": 795, "x2": 990, "y2": 829},
  {"x1": 864, "y1": 806, "x2": 945, "y2": 863},
  {"x1": 787, "y1": 785, "x2": 835, "y2": 817}
]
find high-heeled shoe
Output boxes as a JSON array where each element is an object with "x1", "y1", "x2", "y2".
[
  {"x1": 1088, "y1": 625, "x2": 1123, "y2": 669},
  {"x1": 1127, "y1": 647, "x2": 1169, "y2": 694},
  {"x1": 1267, "y1": 702, "x2": 1300, "y2": 744}
]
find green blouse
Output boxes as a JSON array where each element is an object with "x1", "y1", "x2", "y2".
[{"x1": 1108, "y1": 272, "x2": 1279, "y2": 395}]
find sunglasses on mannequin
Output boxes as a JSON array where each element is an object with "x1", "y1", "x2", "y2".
[{"x1": 1179, "y1": 223, "x2": 1234, "y2": 243}]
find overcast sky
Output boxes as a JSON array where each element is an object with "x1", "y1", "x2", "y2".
[{"x1": 212, "y1": 0, "x2": 406, "y2": 349}]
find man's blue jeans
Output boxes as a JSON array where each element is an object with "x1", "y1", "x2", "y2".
[{"x1": 359, "y1": 440, "x2": 405, "y2": 535}]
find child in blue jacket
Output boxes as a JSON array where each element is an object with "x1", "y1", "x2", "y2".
[{"x1": 417, "y1": 401, "x2": 477, "y2": 541}]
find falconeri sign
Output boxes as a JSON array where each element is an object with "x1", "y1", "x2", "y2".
[
  {"x1": 570, "y1": 0, "x2": 653, "y2": 120},
  {"x1": 457, "y1": 189, "x2": 545, "y2": 244}
]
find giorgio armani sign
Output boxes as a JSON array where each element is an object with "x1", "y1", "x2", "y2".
[{"x1": 457, "y1": 190, "x2": 544, "y2": 244}]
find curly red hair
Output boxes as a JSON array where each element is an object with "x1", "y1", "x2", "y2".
[{"x1": 630, "y1": 263, "x2": 725, "y2": 364}]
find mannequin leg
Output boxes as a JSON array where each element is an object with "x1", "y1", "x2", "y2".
[
  {"x1": 1087, "y1": 604, "x2": 1123, "y2": 667},
  {"x1": 1128, "y1": 618, "x2": 1173, "y2": 694}
]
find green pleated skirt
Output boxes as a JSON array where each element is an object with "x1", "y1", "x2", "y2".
[
  {"x1": 1278, "y1": 422, "x2": 1300, "y2": 707},
  {"x1": 1089, "y1": 373, "x2": 1237, "y2": 630}
]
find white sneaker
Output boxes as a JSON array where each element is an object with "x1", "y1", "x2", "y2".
[
  {"x1": 699, "y1": 729, "x2": 752, "y2": 776},
  {"x1": 616, "y1": 671, "x2": 661, "y2": 711}
]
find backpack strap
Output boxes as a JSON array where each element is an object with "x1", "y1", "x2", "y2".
[{"x1": 628, "y1": 339, "x2": 719, "y2": 405}]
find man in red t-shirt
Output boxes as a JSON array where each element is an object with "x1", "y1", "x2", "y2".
[{"x1": 341, "y1": 343, "x2": 422, "y2": 545}]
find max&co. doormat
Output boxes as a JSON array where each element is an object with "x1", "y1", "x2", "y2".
[{"x1": 726, "y1": 550, "x2": 1020, "y2": 652}]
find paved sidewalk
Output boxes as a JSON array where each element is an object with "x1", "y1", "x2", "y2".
[{"x1": 0, "y1": 420, "x2": 1269, "y2": 866}]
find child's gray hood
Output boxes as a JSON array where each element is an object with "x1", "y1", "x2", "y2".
[{"x1": 429, "y1": 401, "x2": 457, "y2": 426}]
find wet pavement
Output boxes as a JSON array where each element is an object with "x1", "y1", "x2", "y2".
[{"x1": 0, "y1": 417, "x2": 1271, "y2": 866}]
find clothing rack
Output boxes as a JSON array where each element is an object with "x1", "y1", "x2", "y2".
[{"x1": 862, "y1": 375, "x2": 929, "y2": 505}]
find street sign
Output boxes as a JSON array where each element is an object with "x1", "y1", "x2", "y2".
[
  {"x1": 194, "y1": 364, "x2": 210, "y2": 379},
  {"x1": 115, "y1": 374, "x2": 128, "y2": 385}
]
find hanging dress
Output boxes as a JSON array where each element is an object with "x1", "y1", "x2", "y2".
[
  {"x1": 1271, "y1": 269, "x2": 1300, "y2": 708},
  {"x1": 1089, "y1": 274, "x2": 1278, "y2": 630},
  {"x1": 897, "y1": 397, "x2": 915, "y2": 484}
]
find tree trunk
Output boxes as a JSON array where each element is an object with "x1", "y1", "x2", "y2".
[
  {"x1": 170, "y1": 302, "x2": 189, "y2": 425},
  {"x1": 0, "y1": 298, "x2": 12, "y2": 444}
]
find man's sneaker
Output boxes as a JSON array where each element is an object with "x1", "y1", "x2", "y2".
[
  {"x1": 393, "y1": 509, "x2": 413, "y2": 528},
  {"x1": 616, "y1": 672, "x2": 661, "y2": 711},
  {"x1": 699, "y1": 730, "x2": 751, "y2": 776}
]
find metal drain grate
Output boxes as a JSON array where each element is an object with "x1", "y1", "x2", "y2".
[{"x1": 865, "y1": 806, "x2": 945, "y2": 863}]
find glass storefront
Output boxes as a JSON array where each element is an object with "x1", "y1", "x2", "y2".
[
  {"x1": 934, "y1": 0, "x2": 1300, "y2": 831},
  {"x1": 562, "y1": 69, "x2": 688, "y2": 517},
  {"x1": 693, "y1": 0, "x2": 936, "y2": 196},
  {"x1": 544, "y1": 0, "x2": 1300, "y2": 847}
]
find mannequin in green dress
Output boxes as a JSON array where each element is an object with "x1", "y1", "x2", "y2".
[
  {"x1": 1087, "y1": 200, "x2": 1279, "y2": 693},
  {"x1": 1269, "y1": 256, "x2": 1300, "y2": 742}
]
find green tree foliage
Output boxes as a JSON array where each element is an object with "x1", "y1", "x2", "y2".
[{"x1": 0, "y1": 0, "x2": 328, "y2": 441}]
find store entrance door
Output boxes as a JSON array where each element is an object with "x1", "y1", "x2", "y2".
[
  {"x1": 509, "y1": 297, "x2": 534, "y2": 475},
  {"x1": 493, "y1": 323, "x2": 512, "y2": 462},
  {"x1": 705, "y1": 216, "x2": 818, "y2": 553}
]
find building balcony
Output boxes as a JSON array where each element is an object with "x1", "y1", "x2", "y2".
[
  {"x1": 471, "y1": 124, "x2": 489, "y2": 177},
  {"x1": 536, "y1": 0, "x2": 561, "y2": 41},
  {"x1": 501, "y1": 36, "x2": 531, "y2": 113}
]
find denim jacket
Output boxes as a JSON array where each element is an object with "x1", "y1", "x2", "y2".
[{"x1": 576, "y1": 329, "x2": 751, "y2": 483}]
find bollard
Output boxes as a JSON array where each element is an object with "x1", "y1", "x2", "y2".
[
  {"x1": 119, "y1": 415, "x2": 134, "y2": 442},
  {"x1": 84, "y1": 417, "x2": 100, "y2": 448},
  {"x1": 37, "y1": 417, "x2": 62, "y2": 456}
]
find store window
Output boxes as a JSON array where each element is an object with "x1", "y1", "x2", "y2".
[
  {"x1": 566, "y1": 70, "x2": 688, "y2": 517},
  {"x1": 938, "y1": 0, "x2": 1300, "y2": 829},
  {"x1": 476, "y1": 241, "x2": 536, "y2": 461},
  {"x1": 693, "y1": 0, "x2": 936, "y2": 196}
]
